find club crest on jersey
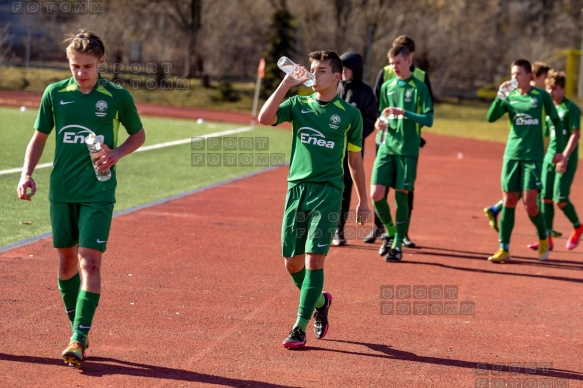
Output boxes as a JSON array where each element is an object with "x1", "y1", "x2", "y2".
[
  {"x1": 329, "y1": 114, "x2": 341, "y2": 129},
  {"x1": 514, "y1": 113, "x2": 539, "y2": 126},
  {"x1": 95, "y1": 100, "x2": 108, "y2": 117},
  {"x1": 405, "y1": 90, "x2": 413, "y2": 102},
  {"x1": 298, "y1": 127, "x2": 335, "y2": 149},
  {"x1": 530, "y1": 98, "x2": 538, "y2": 109}
]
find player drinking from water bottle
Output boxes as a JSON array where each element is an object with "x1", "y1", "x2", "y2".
[
  {"x1": 485, "y1": 59, "x2": 562, "y2": 263},
  {"x1": 258, "y1": 50, "x2": 369, "y2": 349}
]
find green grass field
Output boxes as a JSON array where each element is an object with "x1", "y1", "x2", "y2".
[
  {"x1": 0, "y1": 102, "x2": 508, "y2": 248},
  {"x1": 0, "y1": 106, "x2": 292, "y2": 247}
]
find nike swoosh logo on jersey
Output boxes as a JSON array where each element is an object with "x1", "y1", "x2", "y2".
[
  {"x1": 317, "y1": 243, "x2": 328, "y2": 247},
  {"x1": 60, "y1": 100, "x2": 75, "y2": 105},
  {"x1": 301, "y1": 109, "x2": 313, "y2": 114},
  {"x1": 387, "y1": 92, "x2": 396, "y2": 96},
  {"x1": 509, "y1": 101, "x2": 519, "y2": 104},
  {"x1": 97, "y1": 239, "x2": 107, "y2": 243}
]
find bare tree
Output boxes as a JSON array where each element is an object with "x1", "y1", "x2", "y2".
[{"x1": 0, "y1": 24, "x2": 13, "y2": 65}]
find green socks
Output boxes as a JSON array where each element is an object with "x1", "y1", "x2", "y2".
[
  {"x1": 71, "y1": 290, "x2": 100, "y2": 346},
  {"x1": 528, "y1": 211, "x2": 548, "y2": 240},
  {"x1": 559, "y1": 200, "x2": 581, "y2": 228},
  {"x1": 58, "y1": 273, "x2": 80, "y2": 330},
  {"x1": 373, "y1": 198, "x2": 396, "y2": 237},
  {"x1": 542, "y1": 202, "x2": 554, "y2": 234},
  {"x1": 290, "y1": 267, "x2": 325, "y2": 312},
  {"x1": 291, "y1": 267, "x2": 306, "y2": 289},
  {"x1": 394, "y1": 191, "x2": 409, "y2": 248},
  {"x1": 499, "y1": 206, "x2": 515, "y2": 248},
  {"x1": 295, "y1": 268, "x2": 324, "y2": 332}
]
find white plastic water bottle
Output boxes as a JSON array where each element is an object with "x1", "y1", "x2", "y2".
[
  {"x1": 277, "y1": 56, "x2": 315, "y2": 87},
  {"x1": 498, "y1": 79, "x2": 518, "y2": 100},
  {"x1": 86, "y1": 133, "x2": 111, "y2": 181}
]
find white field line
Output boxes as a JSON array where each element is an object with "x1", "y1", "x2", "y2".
[{"x1": 0, "y1": 126, "x2": 253, "y2": 176}]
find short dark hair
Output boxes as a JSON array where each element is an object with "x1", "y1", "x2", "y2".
[
  {"x1": 546, "y1": 70, "x2": 566, "y2": 89},
  {"x1": 392, "y1": 35, "x2": 415, "y2": 53},
  {"x1": 389, "y1": 45, "x2": 410, "y2": 59},
  {"x1": 532, "y1": 61, "x2": 550, "y2": 78},
  {"x1": 309, "y1": 50, "x2": 343, "y2": 74},
  {"x1": 512, "y1": 59, "x2": 532, "y2": 74}
]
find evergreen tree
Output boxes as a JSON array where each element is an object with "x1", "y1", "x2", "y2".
[{"x1": 261, "y1": 2, "x2": 296, "y2": 99}]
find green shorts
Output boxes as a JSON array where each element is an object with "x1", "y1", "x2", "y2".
[
  {"x1": 501, "y1": 159, "x2": 542, "y2": 193},
  {"x1": 541, "y1": 158, "x2": 578, "y2": 202},
  {"x1": 50, "y1": 202, "x2": 114, "y2": 252},
  {"x1": 371, "y1": 146, "x2": 417, "y2": 191},
  {"x1": 281, "y1": 182, "x2": 342, "y2": 257}
]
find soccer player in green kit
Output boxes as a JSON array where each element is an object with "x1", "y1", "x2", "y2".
[
  {"x1": 258, "y1": 50, "x2": 370, "y2": 348},
  {"x1": 486, "y1": 59, "x2": 563, "y2": 263},
  {"x1": 368, "y1": 35, "x2": 434, "y2": 250},
  {"x1": 483, "y1": 62, "x2": 562, "y2": 236},
  {"x1": 371, "y1": 45, "x2": 433, "y2": 262},
  {"x1": 526, "y1": 70, "x2": 583, "y2": 251},
  {"x1": 16, "y1": 30, "x2": 145, "y2": 367}
]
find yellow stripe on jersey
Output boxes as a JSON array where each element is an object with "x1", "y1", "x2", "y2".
[
  {"x1": 333, "y1": 100, "x2": 346, "y2": 111},
  {"x1": 113, "y1": 111, "x2": 120, "y2": 148},
  {"x1": 58, "y1": 84, "x2": 77, "y2": 92},
  {"x1": 96, "y1": 85, "x2": 113, "y2": 98},
  {"x1": 347, "y1": 143, "x2": 362, "y2": 152}
]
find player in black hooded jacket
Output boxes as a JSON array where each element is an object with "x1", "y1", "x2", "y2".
[{"x1": 332, "y1": 52, "x2": 377, "y2": 246}]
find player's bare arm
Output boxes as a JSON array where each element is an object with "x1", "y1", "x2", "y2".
[
  {"x1": 347, "y1": 151, "x2": 370, "y2": 224},
  {"x1": 258, "y1": 68, "x2": 311, "y2": 126},
  {"x1": 17, "y1": 130, "x2": 50, "y2": 201}
]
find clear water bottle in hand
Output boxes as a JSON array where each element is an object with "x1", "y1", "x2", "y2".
[
  {"x1": 497, "y1": 79, "x2": 518, "y2": 100},
  {"x1": 86, "y1": 133, "x2": 111, "y2": 182},
  {"x1": 277, "y1": 56, "x2": 315, "y2": 87}
]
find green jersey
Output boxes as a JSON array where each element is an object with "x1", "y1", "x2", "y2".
[
  {"x1": 378, "y1": 76, "x2": 433, "y2": 157},
  {"x1": 276, "y1": 94, "x2": 363, "y2": 191},
  {"x1": 487, "y1": 86, "x2": 562, "y2": 162},
  {"x1": 375, "y1": 66, "x2": 430, "y2": 145},
  {"x1": 544, "y1": 97, "x2": 580, "y2": 164},
  {"x1": 35, "y1": 76, "x2": 143, "y2": 203}
]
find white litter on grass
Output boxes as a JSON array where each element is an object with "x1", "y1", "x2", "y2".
[
  {"x1": 196, "y1": 118, "x2": 205, "y2": 124},
  {"x1": 20, "y1": 106, "x2": 27, "y2": 112}
]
